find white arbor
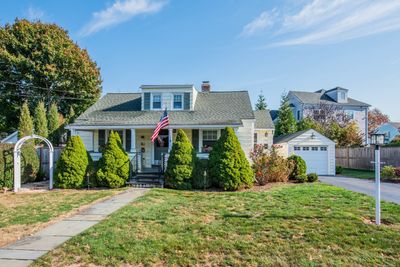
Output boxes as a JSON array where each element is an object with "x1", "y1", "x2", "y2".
[{"x1": 13, "y1": 134, "x2": 54, "y2": 192}]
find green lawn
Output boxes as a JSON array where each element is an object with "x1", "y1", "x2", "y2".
[
  {"x1": 340, "y1": 168, "x2": 375, "y2": 179},
  {"x1": 0, "y1": 189, "x2": 119, "y2": 246},
  {"x1": 34, "y1": 184, "x2": 400, "y2": 266}
]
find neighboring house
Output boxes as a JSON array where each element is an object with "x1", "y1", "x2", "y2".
[
  {"x1": 67, "y1": 82, "x2": 273, "y2": 169},
  {"x1": 274, "y1": 129, "x2": 336, "y2": 175},
  {"x1": 0, "y1": 131, "x2": 18, "y2": 144},
  {"x1": 287, "y1": 87, "x2": 370, "y2": 144},
  {"x1": 269, "y1": 110, "x2": 279, "y2": 124},
  {"x1": 374, "y1": 122, "x2": 400, "y2": 144},
  {"x1": 253, "y1": 110, "x2": 274, "y2": 150}
]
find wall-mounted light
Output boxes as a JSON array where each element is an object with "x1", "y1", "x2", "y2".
[{"x1": 311, "y1": 132, "x2": 316, "y2": 139}]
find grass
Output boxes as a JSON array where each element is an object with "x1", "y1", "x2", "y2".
[
  {"x1": 33, "y1": 183, "x2": 400, "y2": 266},
  {"x1": 0, "y1": 189, "x2": 120, "y2": 246},
  {"x1": 340, "y1": 168, "x2": 375, "y2": 179}
]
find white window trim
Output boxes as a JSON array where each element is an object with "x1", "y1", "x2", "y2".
[
  {"x1": 200, "y1": 129, "x2": 220, "y2": 151},
  {"x1": 172, "y1": 93, "x2": 184, "y2": 110},
  {"x1": 151, "y1": 93, "x2": 162, "y2": 110}
]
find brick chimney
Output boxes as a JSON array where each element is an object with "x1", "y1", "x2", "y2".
[{"x1": 201, "y1": 81, "x2": 211, "y2": 92}]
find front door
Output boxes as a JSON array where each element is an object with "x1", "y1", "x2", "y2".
[{"x1": 154, "y1": 129, "x2": 169, "y2": 165}]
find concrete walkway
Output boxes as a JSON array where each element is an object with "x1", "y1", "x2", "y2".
[
  {"x1": 319, "y1": 176, "x2": 400, "y2": 204},
  {"x1": 0, "y1": 188, "x2": 148, "y2": 267}
]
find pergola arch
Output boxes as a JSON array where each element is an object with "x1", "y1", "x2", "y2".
[{"x1": 13, "y1": 134, "x2": 54, "y2": 192}]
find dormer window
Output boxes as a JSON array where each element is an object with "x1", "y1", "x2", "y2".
[
  {"x1": 173, "y1": 94, "x2": 183, "y2": 109},
  {"x1": 152, "y1": 94, "x2": 162, "y2": 109},
  {"x1": 340, "y1": 91, "x2": 346, "y2": 100}
]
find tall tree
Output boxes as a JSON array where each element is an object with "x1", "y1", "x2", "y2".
[
  {"x1": 18, "y1": 102, "x2": 33, "y2": 138},
  {"x1": 0, "y1": 19, "x2": 102, "y2": 132},
  {"x1": 275, "y1": 94, "x2": 297, "y2": 136},
  {"x1": 255, "y1": 93, "x2": 268, "y2": 110},
  {"x1": 368, "y1": 108, "x2": 389, "y2": 136},
  {"x1": 48, "y1": 102, "x2": 60, "y2": 144},
  {"x1": 34, "y1": 101, "x2": 48, "y2": 138}
]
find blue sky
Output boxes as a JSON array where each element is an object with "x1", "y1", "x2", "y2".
[{"x1": 2, "y1": 0, "x2": 400, "y2": 120}]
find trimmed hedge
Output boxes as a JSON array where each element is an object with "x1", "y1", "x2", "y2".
[
  {"x1": 288, "y1": 155, "x2": 307, "y2": 179},
  {"x1": 336, "y1": 166, "x2": 343, "y2": 174},
  {"x1": 20, "y1": 143, "x2": 40, "y2": 184},
  {"x1": 295, "y1": 174, "x2": 308, "y2": 183},
  {"x1": 191, "y1": 158, "x2": 212, "y2": 189},
  {"x1": 209, "y1": 127, "x2": 253, "y2": 191},
  {"x1": 165, "y1": 129, "x2": 194, "y2": 190},
  {"x1": 307, "y1": 173, "x2": 318, "y2": 183},
  {"x1": 96, "y1": 131, "x2": 130, "y2": 188},
  {"x1": 0, "y1": 144, "x2": 14, "y2": 189},
  {"x1": 55, "y1": 136, "x2": 89, "y2": 189}
]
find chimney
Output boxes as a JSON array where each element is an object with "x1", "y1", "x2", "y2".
[{"x1": 201, "y1": 81, "x2": 211, "y2": 92}]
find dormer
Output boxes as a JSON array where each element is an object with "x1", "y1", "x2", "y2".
[
  {"x1": 140, "y1": 84, "x2": 197, "y2": 111},
  {"x1": 325, "y1": 87, "x2": 348, "y2": 103}
]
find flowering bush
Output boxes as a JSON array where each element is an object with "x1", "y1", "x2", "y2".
[
  {"x1": 381, "y1": 166, "x2": 396, "y2": 179},
  {"x1": 250, "y1": 144, "x2": 294, "y2": 185},
  {"x1": 395, "y1": 167, "x2": 400, "y2": 178}
]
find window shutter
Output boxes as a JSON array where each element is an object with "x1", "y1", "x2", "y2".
[
  {"x1": 126, "y1": 129, "x2": 131, "y2": 152},
  {"x1": 144, "y1": 92, "x2": 151, "y2": 110},
  {"x1": 192, "y1": 129, "x2": 199, "y2": 152},
  {"x1": 184, "y1": 92, "x2": 191, "y2": 110}
]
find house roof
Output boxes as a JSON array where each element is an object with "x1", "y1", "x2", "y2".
[
  {"x1": 270, "y1": 110, "x2": 279, "y2": 121},
  {"x1": 0, "y1": 131, "x2": 18, "y2": 144},
  {"x1": 254, "y1": 110, "x2": 274, "y2": 129},
  {"x1": 273, "y1": 130, "x2": 309, "y2": 144},
  {"x1": 70, "y1": 91, "x2": 255, "y2": 127},
  {"x1": 290, "y1": 89, "x2": 370, "y2": 107}
]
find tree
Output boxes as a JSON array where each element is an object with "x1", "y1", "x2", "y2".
[
  {"x1": 55, "y1": 136, "x2": 89, "y2": 188},
  {"x1": 0, "y1": 19, "x2": 102, "y2": 132},
  {"x1": 275, "y1": 93, "x2": 297, "y2": 136},
  {"x1": 209, "y1": 127, "x2": 253, "y2": 191},
  {"x1": 96, "y1": 131, "x2": 130, "y2": 188},
  {"x1": 165, "y1": 129, "x2": 195, "y2": 189},
  {"x1": 339, "y1": 122, "x2": 363, "y2": 147},
  {"x1": 368, "y1": 108, "x2": 389, "y2": 136},
  {"x1": 255, "y1": 93, "x2": 268, "y2": 110},
  {"x1": 66, "y1": 106, "x2": 76, "y2": 124},
  {"x1": 34, "y1": 101, "x2": 48, "y2": 138},
  {"x1": 48, "y1": 103, "x2": 60, "y2": 145},
  {"x1": 18, "y1": 102, "x2": 33, "y2": 138}
]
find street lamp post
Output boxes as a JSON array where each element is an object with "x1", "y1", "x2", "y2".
[{"x1": 370, "y1": 133, "x2": 385, "y2": 225}]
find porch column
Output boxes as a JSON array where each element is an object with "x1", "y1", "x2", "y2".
[
  {"x1": 168, "y1": 128, "x2": 173, "y2": 152},
  {"x1": 130, "y1": 128, "x2": 136, "y2": 152}
]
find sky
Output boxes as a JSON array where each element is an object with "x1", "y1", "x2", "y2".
[{"x1": 1, "y1": 0, "x2": 400, "y2": 120}]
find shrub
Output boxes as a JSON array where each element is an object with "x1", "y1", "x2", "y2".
[
  {"x1": 307, "y1": 173, "x2": 318, "y2": 183},
  {"x1": 381, "y1": 166, "x2": 396, "y2": 179},
  {"x1": 55, "y1": 136, "x2": 89, "y2": 188},
  {"x1": 295, "y1": 174, "x2": 308, "y2": 183},
  {"x1": 336, "y1": 166, "x2": 343, "y2": 174},
  {"x1": 191, "y1": 158, "x2": 212, "y2": 189},
  {"x1": 250, "y1": 144, "x2": 293, "y2": 184},
  {"x1": 165, "y1": 129, "x2": 195, "y2": 190},
  {"x1": 288, "y1": 155, "x2": 307, "y2": 180},
  {"x1": 395, "y1": 167, "x2": 400, "y2": 178},
  {"x1": 0, "y1": 144, "x2": 14, "y2": 189},
  {"x1": 20, "y1": 143, "x2": 40, "y2": 183},
  {"x1": 96, "y1": 131, "x2": 130, "y2": 188},
  {"x1": 18, "y1": 102, "x2": 34, "y2": 138},
  {"x1": 209, "y1": 127, "x2": 253, "y2": 191}
]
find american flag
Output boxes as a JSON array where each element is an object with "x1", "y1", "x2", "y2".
[{"x1": 151, "y1": 108, "x2": 170, "y2": 142}]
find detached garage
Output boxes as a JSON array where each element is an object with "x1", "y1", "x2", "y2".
[{"x1": 274, "y1": 129, "x2": 335, "y2": 175}]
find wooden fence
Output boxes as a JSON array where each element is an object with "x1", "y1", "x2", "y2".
[
  {"x1": 38, "y1": 147, "x2": 63, "y2": 177},
  {"x1": 336, "y1": 146, "x2": 400, "y2": 170}
]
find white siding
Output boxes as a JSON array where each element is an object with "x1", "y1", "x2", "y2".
[
  {"x1": 255, "y1": 129, "x2": 274, "y2": 149},
  {"x1": 236, "y1": 119, "x2": 255, "y2": 160},
  {"x1": 76, "y1": 130, "x2": 94, "y2": 151}
]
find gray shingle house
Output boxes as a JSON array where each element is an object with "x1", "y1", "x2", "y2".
[
  {"x1": 287, "y1": 87, "x2": 370, "y2": 144},
  {"x1": 67, "y1": 82, "x2": 274, "y2": 169}
]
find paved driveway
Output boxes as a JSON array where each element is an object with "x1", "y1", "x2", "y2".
[{"x1": 319, "y1": 176, "x2": 400, "y2": 204}]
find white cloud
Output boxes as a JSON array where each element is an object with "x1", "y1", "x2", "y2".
[
  {"x1": 27, "y1": 6, "x2": 45, "y2": 21},
  {"x1": 80, "y1": 0, "x2": 166, "y2": 37},
  {"x1": 241, "y1": 10, "x2": 277, "y2": 37},
  {"x1": 244, "y1": 0, "x2": 400, "y2": 46}
]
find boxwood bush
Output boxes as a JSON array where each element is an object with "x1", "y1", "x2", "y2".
[
  {"x1": 209, "y1": 127, "x2": 253, "y2": 191},
  {"x1": 288, "y1": 155, "x2": 307, "y2": 179},
  {"x1": 295, "y1": 174, "x2": 308, "y2": 183},
  {"x1": 336, "y1": 166, "x2": 343, "y2": 174},
  {"x1": 165, "y1": 129, "x2": 195, "y2": 190},
  {"x1": 307, "y1": 173, "x2": 318, "y2": 183},
  {"x1": 96, "y1": 131, "x2": 130, "y2": 188},
  {"x1": 55, "y1": 136, "x2": 89, "y2": 188}
]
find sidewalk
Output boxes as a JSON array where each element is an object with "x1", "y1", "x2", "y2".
[{"x1": 0, "y1": 188, "x2": 148, "y2": 267}]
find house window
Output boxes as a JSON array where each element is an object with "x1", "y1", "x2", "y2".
[
  {"x1": 312, "y1": 147, "x2": 318, "y2": 151},
  {"x1": 340, "y1": 92, "x2": 346, "y2": 100},
  {"x1": 173, "y1": 94, "x2": 183, "y2": 109},
  {"x1": 202, "y1": 130, "x2": 218, "y2": 152},
  {"x1": 297, "y1": 110, "x2": 300, "y2": 120},
  {"x1": 254, "y1": 133, "x2": 258, "y2": 145},
  {"x1": 294, "y1": 146, "x2": 301, "y2": 151},
  {"x1": 152, "y1": 94, "x2": 162, "y2": 109},
  {"x1": 302, "y1": 147, "x2": 309, "y2": 151},
  {"x1": 99, "y1": 130, "x2": 106, "y2": 151},
  {"x1": 320, "y1": 146, "x2": 327, "y2": 151},
  {"x1": 345, "y1": 110, "x2": 354, "y2": 120}
]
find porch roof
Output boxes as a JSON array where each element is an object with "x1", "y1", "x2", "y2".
[{"x1": 69, "y1": 91, "x2": 254, "y2": 127}]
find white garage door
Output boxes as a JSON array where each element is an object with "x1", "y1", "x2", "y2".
[
  {"x1": 76, "y1": 130, "x2": 93, "y2": 151},
  {"x1": 293, "y1": 146, "x2": 328, "y2": 175}
]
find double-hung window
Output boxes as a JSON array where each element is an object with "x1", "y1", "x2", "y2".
[
  {"x1": 202, "y1": 130, "x2": 218, "y2": 152},
  {"x1": 152, "y1": 94, "x2": 161, "y2": 109},
  {"x1": 173, "y1": 94, "x2": 183, "y2": 109}
]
